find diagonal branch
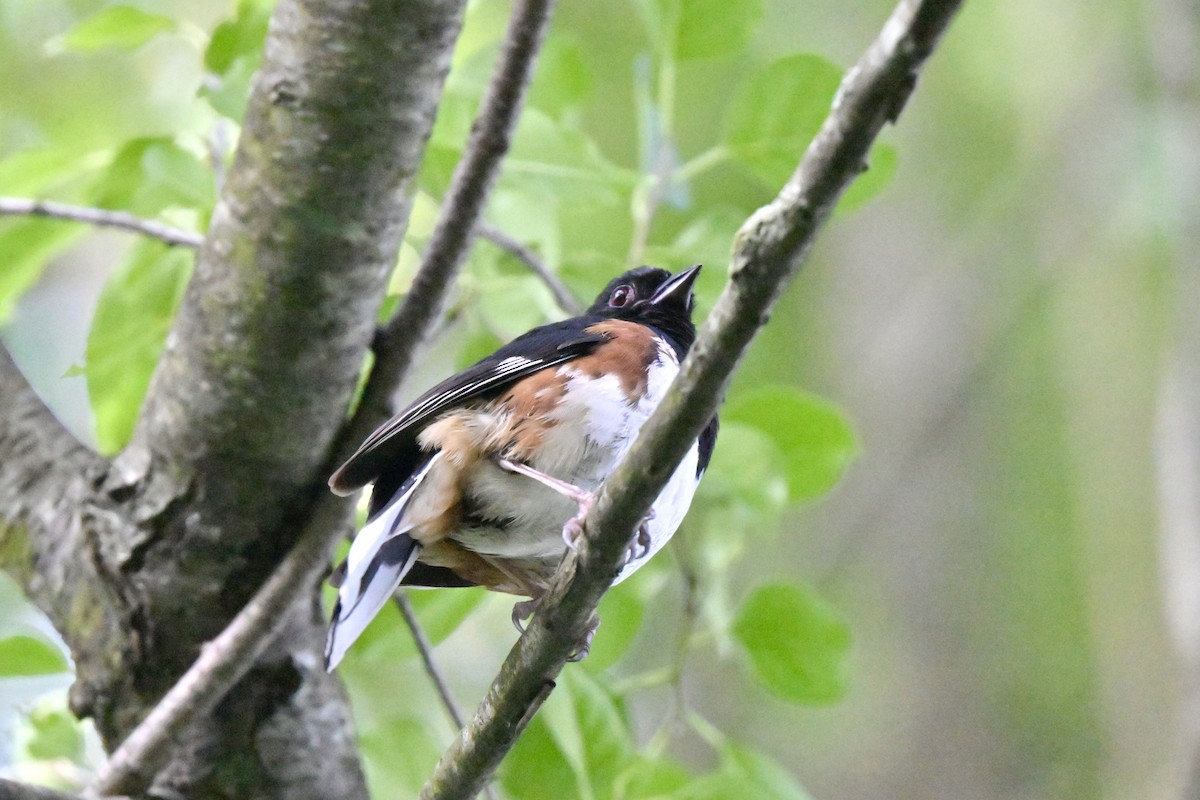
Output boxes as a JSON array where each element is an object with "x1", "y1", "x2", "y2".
[
  {"x1": 0, "y1": 197, "x2": 203, "y2": 248},
  {"x1": 419, "y1": 0, "x2": 965, "y2": 796},
  {"x1": 345, "y1": 0, "x2": 558, "y2": 448}
]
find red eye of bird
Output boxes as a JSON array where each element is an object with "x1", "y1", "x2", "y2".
[{"x1": 609, "y1": 285, "x2": 634, "y2": 308}]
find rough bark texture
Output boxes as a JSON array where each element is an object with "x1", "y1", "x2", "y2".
[{"x1": 1, "y1": 0, "x2": 468, "y2": 797}]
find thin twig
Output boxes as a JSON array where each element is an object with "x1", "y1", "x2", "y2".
[
  {"x1": 419, "y1": 1, "x2": 965, "y2": 796},
  {"x1": 346, "y1": 0, "x2": 559, "y2": 449},
  {"x1": 0, "y1": 197, "x2": 203, "y2": 248},
  {"x1": 476, "y1": 221, "x2": 579, "y2": 314},
  {"x1": 392, "y1": 591, "x2": 467, "y2": 729},
  {"x1": 87, "y1": 492, "x2": 353, "y2": 797}
]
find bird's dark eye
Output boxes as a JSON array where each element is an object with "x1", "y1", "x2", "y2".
[{"x1": 609, "y1": 285, "x2": 635, "y2": 308}]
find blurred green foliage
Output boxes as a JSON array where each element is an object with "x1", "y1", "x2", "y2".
[{"x1": 6, "y1": 0, "x2": 1173, "y2": 799}]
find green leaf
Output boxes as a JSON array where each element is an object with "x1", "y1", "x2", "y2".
[
  {"x1": 528, "y1": 36, "x2": 593, "y2": 115},
  {"x1": 61, "y1": 5, "x2": 176, "y2": 52},
  {"x1": 582, "y1": 583, "x2": 645, "y2": 671},
  {"x1": 674, "y1": 0, "x2": 764, "y2": 60},
  {"x1": 551, "y1": 670, "x2": 636, "y2": 799},
  {"x1": 505, "y1": 109, "x2": 637, "y2": 205},
  {"x1": 839, "y1": 143, "x2": 898, "y2": 212},
  {"x1": 502, "y1": 713, "x2": 579, "y2": 800},
  {"x1": 724, "y1": 54, "x2": 843, "y2": 187},
  {"x1": 201, "y1": 0, "x2": 271, "y2": 120},
  {"x1": 671, "y1": 741, "x2": 813, "y2": 800},
  {"x1": 0, "y1": 634, "x2": 69, "y2": 676},
  {"x1": 732, "y1": 582, "x2": 850, "y2": 705},
  {"x1": 406, "y1": 587, "x2": 487, "y2": 645},
  {"x1": 0, "y1": 220, "x2": 84, "y2": 322},
  {"x1": 204, "y1": 0, "x2": 271, "y2": 75},
  {"x1": 86, "y1": 240, "x2": 192, "y2": 453},
  {"x1": 699, "y1": 421, "x2": 788, "y2": 516},
  {"x1": 475, "y1": 273, "x2": 561, "y2": 341},
  {"x1": 356, "y1": 716, "x2": 441, "y2": 797},
  {"x1": 0, "y1": 146, "x2": 106, "y2": 196},
  {"x1": 88, "y1": 138, "x2": 214, "y2": 216},
  {"x1": 23, "y1": 704, "x2": 84, "y2": 762},
  {"x1": 723, "y1": 385, "x2": 857, "y2": 502},
  {"x1": 199, "y1": 54, "x2": 258, "y2": 120}
]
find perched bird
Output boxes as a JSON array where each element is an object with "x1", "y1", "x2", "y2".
[{"x1": 324, "y1": 265, "x2": 718, "y2": 670}]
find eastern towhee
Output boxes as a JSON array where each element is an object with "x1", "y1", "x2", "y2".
[{"x1": 324, "y1": 265, "x2": 718, "y2": 669}]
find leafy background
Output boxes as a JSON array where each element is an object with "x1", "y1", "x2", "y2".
[{"x1": 0, "y1": 0, "x2": 1188, "y2": 798}]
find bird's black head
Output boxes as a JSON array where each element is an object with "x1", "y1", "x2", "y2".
[{"x1": 587, "y1": 265, "x2": 702, "y2": 354}]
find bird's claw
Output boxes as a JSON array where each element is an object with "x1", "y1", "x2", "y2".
[
  {"x1": 567, "y1": 615, "x2": 600, "y2": 662},
  {"x1": 620, "y1": 514, "x2": 655, "y2": 566},
  {"x1": 511, "y1": 597, "x2": 540, "y2": 633}
]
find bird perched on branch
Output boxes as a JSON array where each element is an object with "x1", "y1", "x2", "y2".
[{"x1": 324, "y1": 265, "x2": 718, "y2": 670}]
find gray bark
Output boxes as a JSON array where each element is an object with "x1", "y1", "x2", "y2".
[{"x1": 1, "y1": 0, "x2": 468, "y2": 796}]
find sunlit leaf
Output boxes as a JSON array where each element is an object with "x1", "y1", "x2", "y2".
[
  {"x1": 204, "y1": 0, "x2": 271, "y2": 75},
  {"x1": 0, "y1": 634, "x2": 68, "y2": 676},
  {"x1": 724, "y1": 54, "x2": 843, "y2": 188},
  {"x1": 0, "y1": 220, "x2": 83, "y2": 322},
  {"x1": 60, "y1": 6, "x2": 176, "y2": 52},
  {"x1": 88, "y1": 138, "x2": 214, "y2": 216},
  {"x1": 733, "y1": 582, "x2": 850, "y2": 705},
  {"x1": 85, "y1": 241, "x2": 192, "y2": 453},
  {"x1": 723, "y1": 386, "x2": 857, "y2": 502},
  {"x1": 23, "y1": 704, "x2": 84, "y2": 762},
  {"x1": 674, "y1": 0, "x2": 764, "y2": 60}
]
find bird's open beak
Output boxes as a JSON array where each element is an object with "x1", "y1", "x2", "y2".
[{"x1": 649, "y1": 264, "x2": 702, "y2": 307}]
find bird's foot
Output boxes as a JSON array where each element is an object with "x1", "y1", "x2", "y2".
[
  {"x1": 512, "y1": 600, "x2": 598, "y2": 661},
  {"x1": 568, "y1": 615, "x2": 601, "y2": 662},
  {"x1": 511, "y1": 597, "x2": 541, "y2": 633},
  {"x1": 621, "y1": 512, "x2": 655, "y2": 567}
]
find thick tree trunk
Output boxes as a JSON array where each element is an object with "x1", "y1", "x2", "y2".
[{"x1": 1, "y1": 0, "x2": 468, "y2": 796}]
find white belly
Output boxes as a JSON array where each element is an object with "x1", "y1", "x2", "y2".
[{"x1": 450, "y1": 340, "x2": 690, "y2": 568}]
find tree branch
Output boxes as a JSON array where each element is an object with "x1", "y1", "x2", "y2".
[
  {"x1": 0, "y1": 342, "x2": 122, "y2": 645},
  {"x1": 0, "y1": 778, "x2": 126, "y2": 800},
  {"x1": 69, "y1": 0, "x2": 556, "y2": 792},
  {"x1": 346, "y1": 0, "x2": 558, "y2": 449},
  {"x1": 0, "y1": 197, "x2": 203, "y2": 248},
  {"x1": 476, "y1": 221, "x2": 579, "y2": 314},
  {"x1": 0, "y1": 342, "x2": 102, "y2": 587},
  {"x1": 419, "y1": 1, "x2": 965, "y2": 796}
]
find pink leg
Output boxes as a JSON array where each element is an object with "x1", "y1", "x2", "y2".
[{"x1": 497, "y1": 458, "x2": 595, "y2": 549}]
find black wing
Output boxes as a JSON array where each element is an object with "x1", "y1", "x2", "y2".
[{"x1": 329, "y1": 316, "x2": 607, "y2": 493}]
